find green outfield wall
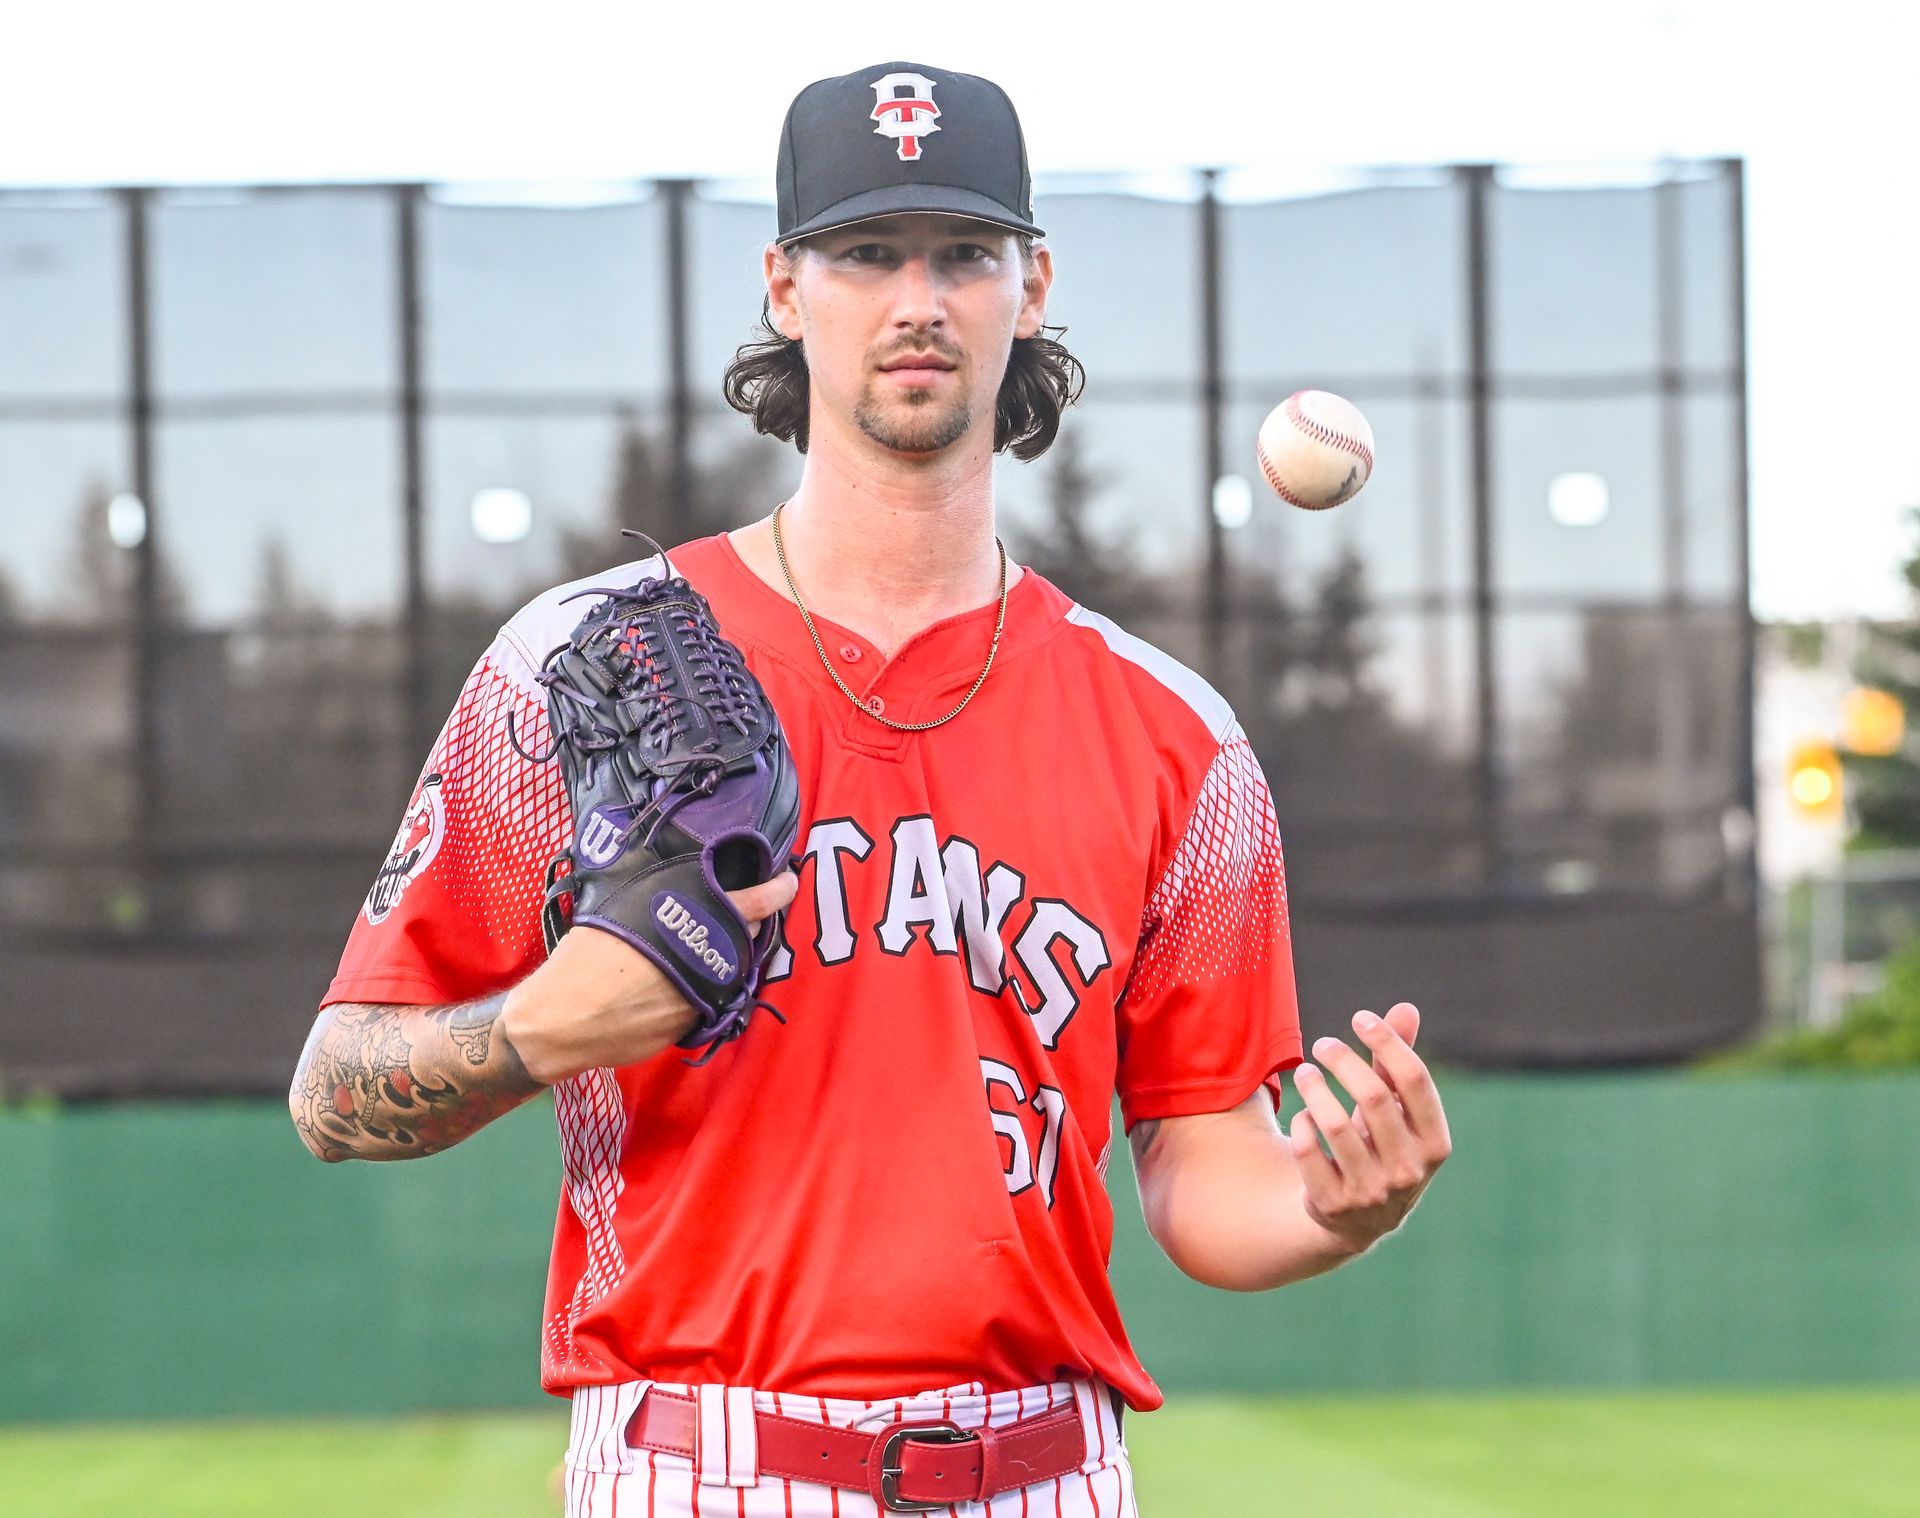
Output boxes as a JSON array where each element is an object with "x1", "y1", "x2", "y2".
[{"x1": 2, "y1": 1073, "x2": 1915, "y2": 1423}]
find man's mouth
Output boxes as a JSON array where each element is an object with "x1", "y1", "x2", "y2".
[{"x1": 879, "y1": 353, "x2": 958, "y2": 373}]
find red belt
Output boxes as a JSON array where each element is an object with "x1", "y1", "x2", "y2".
[{"x1": 626, "y1": 1387, "x2": 1089, "y2": 1513}]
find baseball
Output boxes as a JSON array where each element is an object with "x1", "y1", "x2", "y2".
[{"x1": 1255, "y1": 390, "x2": 1375, "y2": 510}]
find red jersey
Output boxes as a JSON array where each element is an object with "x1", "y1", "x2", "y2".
[{"x1": 323, "y1": 532, "x2": 1302, "y2": 1411}]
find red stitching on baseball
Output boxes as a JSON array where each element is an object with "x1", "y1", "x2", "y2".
[
  {"x1": 1258, "y1": 444, "x2": 1321, "y2": 509},
  {"x1": 1282, "y1": 392, "x2": 1374, "y2": 475}
]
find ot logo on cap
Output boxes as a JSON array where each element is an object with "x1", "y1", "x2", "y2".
[{"x1": 869, "y1": 71, "x2": 940, "y2": 161}]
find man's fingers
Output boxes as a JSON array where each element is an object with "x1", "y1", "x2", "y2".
[
  {"x1": 1384, "y1": 1002, "x2": 1420, "y2": 1048},
  {"x1": 1288, "y1": 1108, "x2": 1343, "y2": 1200},
  {"x1": 1351, "y1": 1008, "x2": 1451, "y2": 1159},
  {"x1": 1291, "y1": 1063, "x2": 1372, "y2": 1179},
  {"x1": 1311, "y1": 1034, "x2": 1422, "y2": 1176},
  {"x1": 727, "y1": 869, "x2": 799, "y2": 926}
]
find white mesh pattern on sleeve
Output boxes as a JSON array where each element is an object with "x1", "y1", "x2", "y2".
[
  {"x1": 546, "y1": 1067, "x2": 630, "y2": 1377},
  {"x1": 429, "y1": 649, "x2": 572, "y2": 939},
  {"x1": 1123, "y1": 729, "x2": 1290, "y2": 1007},
  {"x1": 436, "y1": 647, "x2": 628, "y2": 1379}
]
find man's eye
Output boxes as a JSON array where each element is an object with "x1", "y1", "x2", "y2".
[{"x1": 843, "y1": 244, "x2": 892, "y2": 262}]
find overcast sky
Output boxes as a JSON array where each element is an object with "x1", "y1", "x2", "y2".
[{"x1": 5, "y1": 0, "x2": 1914, "y2": 624}]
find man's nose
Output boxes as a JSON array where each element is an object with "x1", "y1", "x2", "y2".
[{"x1": 888, "y1": 253, "x2": 945, "y2": 329}]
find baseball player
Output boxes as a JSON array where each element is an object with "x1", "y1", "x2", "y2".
[{"x1": 290, "y1": 61, "x2": 1450, "y2": 1517}]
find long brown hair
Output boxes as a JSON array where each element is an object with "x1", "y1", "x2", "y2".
[{"x1": 721, "y1": 242, "x2": 1086, "y2": 462}]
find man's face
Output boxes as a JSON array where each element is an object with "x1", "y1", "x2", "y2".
[{"x1": 765, "y1": 213, "x2": 1052, "y2": 458}]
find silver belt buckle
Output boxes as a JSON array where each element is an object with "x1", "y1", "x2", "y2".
[{"x1": 878, "y1": 1423, "x2": 975, "y2": 1513}]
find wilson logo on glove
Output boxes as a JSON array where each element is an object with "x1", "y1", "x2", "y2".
[
  {"x1": 578, "y1": 806, "x2": 631, "y2": 868},
  {"x1": 653, "y1": 892, "x2": 739, "y2": 982}
]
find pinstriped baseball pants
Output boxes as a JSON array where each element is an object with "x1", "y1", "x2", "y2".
[{"x1": 563, "y1": 1378, "x2": 1140, "y2": 1517}]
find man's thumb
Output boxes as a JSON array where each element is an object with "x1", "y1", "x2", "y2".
[{"x1": 729, "y1": 869, "x2": 799, "y2": 925}]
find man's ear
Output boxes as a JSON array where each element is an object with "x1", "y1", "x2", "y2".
[
  {"x1": 765, "y1": 241, "x2": 805, "y2": 342},
  {"x1": 1013, "y1": 242, "x2": 1054, "y2": 341}
]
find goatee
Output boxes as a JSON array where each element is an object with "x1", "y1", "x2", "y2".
[{"x1": 854, "y1": 387, "x2": 974, "y2": 454}]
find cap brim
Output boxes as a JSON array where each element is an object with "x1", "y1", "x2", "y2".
[{"x1": 781, "y1": 182, "x2": 1044, "y2": 243}]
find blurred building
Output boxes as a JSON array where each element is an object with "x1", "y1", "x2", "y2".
[{"x1": 0, "y1": 163, "x2": 1755, "y2": 1094}]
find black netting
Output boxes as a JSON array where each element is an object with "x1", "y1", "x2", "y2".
[{"x1": 0, "y1": 166, "x2": 1757, "y2": 1093}]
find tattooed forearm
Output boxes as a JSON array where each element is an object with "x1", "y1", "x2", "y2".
[
  {"x1": 1130, "y1": 1119, "x2": 1163, "y2": 1164},
  {"x1": 447, "y1": 1004, "x2": 498, "y2": 1066},
  {"x1": 289, "y1": 993, "x2": 544, "y2": 1162}
]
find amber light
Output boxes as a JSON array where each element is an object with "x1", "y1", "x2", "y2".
[
  {"x1": 1841, "y1": 688, "x2": 1904, "y2": 757},
  {"x1": 1787, "y1": 739, "x2": 1843, "y2": 820}
]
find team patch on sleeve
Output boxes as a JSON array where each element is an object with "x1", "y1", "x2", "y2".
[
  {"x1": 364, "y1": 771, "x2": 445, "y2": 924},
  {"x1": 359, "y1": 647, "x2": 571, "y2": 940}
]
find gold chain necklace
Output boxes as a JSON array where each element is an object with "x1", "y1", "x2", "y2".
[{"x1": 771, "y1": 501, "x2": 1009, "y2": 733}]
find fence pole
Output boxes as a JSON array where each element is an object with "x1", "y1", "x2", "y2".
[
  {"x1": 121, "y1": 187, "x2": 159, "y2": 930},
  {"x1": 1198, "y1": 169, "x2": 1227, "y2": 694},
  {"x1": 662, "y1": 179, "x2": 694, "y2": 541},
  {"x1": 1654, "y1": 167, "x2": 1693, "y2": 893},
  {"x1": 396, "y1": 185, "x2": 431, "y2": 767},
  {"x1": 1461, "y1": 164, "x2": 1502, "y2": 890},
  {"x1": 1727, "y1": 157, "x2": 1759, "y2": 912}
]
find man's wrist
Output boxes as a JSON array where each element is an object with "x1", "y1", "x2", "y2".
[
  {"x1": 501, "y1": 932, "x2": 700, "y2": 1083},
  {"x1": 1298, "y1": 1195, "x2": 1380, "y2": 1264},
  {"x1": 500, "y1": 979, "x2": 568, "y2": 1087}
]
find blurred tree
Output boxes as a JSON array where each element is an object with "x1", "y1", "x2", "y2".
[
  {"x1": 1523, "y1": 602, "x2": 1748, "y2": 892},
  {"x1": 1709, "y1": 930, "x2": 1920, "y2": 1069},
  {"x1": 162, "y1": 536, "x2": 404, "y2": 868},
  {"x1": 545, "y1": 418, "x2": 786, "y2": 596},
  {"x1": 1234, "y1": 558, "x2": 1301, "y2": 729},
  {"x1": 1239, "y1": 543, "x2": 1477, "y2": 897},
  {"x1": 253, "y1": 535, "x2": 327, "y2": 628},
  {"x1": 1297, "y1": 546, "x2": 1385, "y2": 715},
  {"x1": 406, "y1": 419, "x2": 800, "y2": 724},
  {"x1": 0, "y1": 563, "x2": 22, "y2": 624},
  {"x1": 414, "y1": 420, "x2": 781, "y2": 728},
  {"x1": 65, "y1": 477, "x2": 190, "y2": 625},
  {"x1": 546, "y1": 421, "x2": 668, "y2": 589},
  {"x1": 1781, "y1": 619, "x2": 1828, "y2": 669},
  {"x1": 1845, "y1": 503, "x2": 1920, "y2": 851},
  {"x1": 1232, "y1": 543, "x2": 1389, "y2": 732},
  {"x1": 1010, "y1": 424, "x2": 1152, "y2": 618}
]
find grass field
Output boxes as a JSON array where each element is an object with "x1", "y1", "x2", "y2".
[{"x1": 3, "y1": 1388, "x2": 1916, "y2": 1517}]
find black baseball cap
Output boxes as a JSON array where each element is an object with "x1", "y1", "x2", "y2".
[{"x1": 776, "y1": 62, "x2": 1045, "y2": 244}]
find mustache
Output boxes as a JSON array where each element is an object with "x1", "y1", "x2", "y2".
[{"x1": 873, "y1": 339, "x2": 963, "y2": 366}]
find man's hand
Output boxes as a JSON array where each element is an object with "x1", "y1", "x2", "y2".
[
  {"x1": 501, "y1": 870, "x2": 800, "y2": 1085},
  {"x1": 1288, "y1": 1003, "x2": 1452, "y2": 1255}
]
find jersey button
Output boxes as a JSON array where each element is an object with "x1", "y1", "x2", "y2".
[
  {"x1": 866, "y1": 695, "x2": 886, "y2": 716},
  {"x1": 838, "y1": 643, "x2": 862, "y2": 663}
]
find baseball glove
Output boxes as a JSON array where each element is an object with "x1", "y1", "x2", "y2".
[{"x1": 509, "y1": 530, "x2": 801, "y2": 1063}]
